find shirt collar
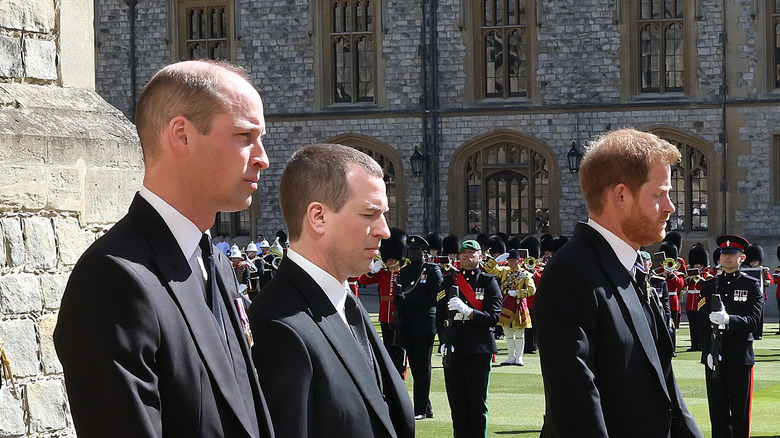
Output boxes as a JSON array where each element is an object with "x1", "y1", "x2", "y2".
[
  {"x1": 139, "y1": 186, "x2": 204, "y2": 261},
  {"x1": 587, "y1": 218, "x2": 640, "y2": 274},
  {"x1": 285, "y1": 248, "x2": 349, "y2": 325}
]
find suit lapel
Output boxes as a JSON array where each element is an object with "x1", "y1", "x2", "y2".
[
  {"x1": 576, "y1": 223, "x2": 671, "y2": 400},
  {"x1": 129, "y1": 196, "x2": 256, "y2": 437},
  {"x1": 278, "y1": 260, "x2": 396, "y2": 436}
]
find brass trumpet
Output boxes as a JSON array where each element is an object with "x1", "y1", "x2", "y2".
[
  {"x1": 662, "y1": 257, "x2": 679, "y2": 272},
  {"x1": 524, "y1": 257, "x2": 537, "y2": 270}
]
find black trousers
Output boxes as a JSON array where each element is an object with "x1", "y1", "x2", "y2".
[
  {"x1": 705, "y1": 364, "x2": 753, "y2": 438},
  {"x1": 405, "y1": 334, "x2": 434, "y2": 415},
  {"x1": 444, "y1": 352, "x2": 492, "y2": 438},
  {"x1": 380, "y1": 322, "x2": 406, "y2": 378},
  {"x1": 523, "y1": 327, "x2": 537, "y2": 353},
  {"x1": 687, "y1": 310, "x2": 699, "y2": 349}
]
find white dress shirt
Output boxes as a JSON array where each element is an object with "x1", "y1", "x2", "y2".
[
  {"x1": 285, "y1": 248, "x2": 350, "y2": 326},
  {"x1": 587, "y1": 218, "x2": 642, "y2": 276}
]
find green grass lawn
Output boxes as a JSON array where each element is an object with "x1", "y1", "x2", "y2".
[{"x1": 373, "y1": 318, "x2": 780, "y2": 437}]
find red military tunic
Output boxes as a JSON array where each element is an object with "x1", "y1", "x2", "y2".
[{"x1": 358, "y1": 268, "x2": 399, "y2": 323}]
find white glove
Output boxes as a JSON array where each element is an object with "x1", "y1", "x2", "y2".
[
  {"x1": 706, "y1": 353, "x2": 722, "y2": 370},
  {"x1": 507, "y1": 289, "x2": 518, "y2": 297},
  {"x1": 448, "y1": 297, "x2": 473, "y2": 318},
  {"x1": 709, "y1": 310, "x2": 730, "y2": 325},
  {"x1": 495, "y1": 253, "x2": 510, "y2": 263},
  {"x1": 370, "y1": 259, "x2": 383, "y2": 274}
]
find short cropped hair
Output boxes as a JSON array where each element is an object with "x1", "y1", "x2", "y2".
[
  {"x1": 579, "y1": 128, "x2": 680, "y2": 215},
  {"x1": 135, "y1": 60, "x2": 251, "y2": 162},
  {"x1": 280, "y1": 144, "x2": 384, "y2": 241}
]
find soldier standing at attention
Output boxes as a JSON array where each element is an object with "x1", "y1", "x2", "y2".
[
  {"x1": 395, "y1": 235, "x2": 442, "y2": 420},
  {"x1": 436, "y1": 240, "x2": 501, "y2": 438},
  {"x1": 698, "y1": 234, "x2": 762, "y2": 438},
  {"x1": 358, "y1": 227, "x2": 408, "y2": 377}
]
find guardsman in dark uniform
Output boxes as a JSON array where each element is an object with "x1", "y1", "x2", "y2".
[
  {"x1": 436, "y1": 240, "x2": 502, "y2": 438},
  {"x1": 641, "y1": 251, "x2": 673, "y2": 333},
  {"x1": 395, "y1": 235, "x2": 443, "y2": 420},
  {"x1": 358, "y1": 227, "x2": 407, "y2": 377},
  {"x1": 697, "y1": 234, "x2": 762, "y2": 438},
  {"x1": 439, "y1": 234, "x2": 461, "y2": 275},
  {"x1": 245, "y1": 241, "x2": 264, "y2": 300},
  {"x1": 743, "y1": 244, "x2": 771, "y2": 340}
]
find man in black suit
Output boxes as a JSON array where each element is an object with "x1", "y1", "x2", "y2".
[
  {"x1": 54, "y1": 61, "x2": 274, "y2": 437},
  {"x1": 697, "y1": 234, "x2": 762, "y2": 438},
  {"x1": 533, "y1": 128, "x2": 702, "y2": 437},
  {"x1": 248, "y1": 144, "x2": 414, "y2": 438}
]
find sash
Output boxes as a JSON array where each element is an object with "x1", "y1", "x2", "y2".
[{"x1": 457, "y1": 272, "x2": 483, "y2": 311}]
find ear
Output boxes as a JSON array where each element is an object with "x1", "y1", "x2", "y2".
[
  {"x1": 165, "y1": 116, "x2": 192, "y2": 156},
  {"x1": 610, "y1": 183, "x2": 631, "y2": 209},
  {"x1": 305, "y1": 201, "x2": 328, "y2": 236}
]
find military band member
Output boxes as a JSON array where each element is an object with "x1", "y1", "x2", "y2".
[
  {"x1": 395, "y1": 235, "x2": 443, "y2": 420},
  {"x1": 440, "y1": 234, "x2": 461, "y2": 275},
  {"x1": 742, "y1": 244, "x2": 770, "y2": 340},
  {"x1": 245, "y1": 241, "x2": 264, "y2": 300},
  {"x1": 685, "y1": 244, "x2": 710, "y2": 351},
  {"x1": 774, "y1": 244, "x2": 780, "y2": 335},
  {"x1": 229, "y1": 244, "x2": 253, "y2": 294},
  {"x1": 496, "y1": 249, "x2": 536, "y2": 365},
  {"x1": 659, "y1": 240, "x2": 684, "y2": 353},
  {"x1": 358, "y1": 227, "x2": 407, "y2": 377},
  {"x1": 697, "y1": 235, "x2": 762, "y2": 438},
  {"x1": 436, "y1": 240, "x2": 502, "y2": 438},
  {"x1": 642, "y1": 251, "x2": 672, "y2": 331},
  {"x1": 518, "y1": 235, "x2": 542, "y2": 355}
]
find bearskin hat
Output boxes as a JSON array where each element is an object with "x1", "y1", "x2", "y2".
[
  {"x1": 486, "y1": 235, "x2": 506, "y2": 255},
  {"x1": 713, "y1": 247, "x2": 721, "y2": 264},
  {"x1": 442, "y1": 234, "x2": 460, "y2": 255},
  {"x1": 426, "y1": 232, "x2": 444, "y2": 254},
  {"x1": 276, "y1": 230, "x2": 288, "y2": 246},
  {"x1": 553, "y1": 235, "x2": 569, "y2": 252},
  {"x1": 519, "y1": 235, "x2": 541, "y2": 259},
  {"x1": 687, "y1": 244, "x2": 708, "y2": 267},
  {"x1": 659, "y1": 241, "x2": 678, "y2": 260},
  {"x1": 380, "y1": 227, "x2": 406, "y2": 262},
  {"x1": 476, "y1": 233, "x2": 488, "y2": 252},
  {"x1": 506, "y1": 235, "x2": 522, "y2": 251},
  {"x1": 663, "y1": 231, "x2": 682, "y2": 252},
  {"x1": 540, "y1": 233, "x2": 554, "y2": 254},
  {"x1": 744, "y1": 244, "x2": 764, "y2": 265}
]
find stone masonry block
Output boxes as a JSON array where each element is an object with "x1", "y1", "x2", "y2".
[
  {"x1": 0, "y1": 166, "x2": 47, "y2": 211},
  {"x1": 83, "y1": 168, "x2": 142, "y2": 225},
  {"x1": 0, "y1": 35, "x2": 23, "y2": 78},
  {"x1": 0, "y1": 319, "x2": 38, "y2": 378},
  {"x1": 1, "y1": 217, "x2": 25, "y2": 267},
  {"x1": 48, "y1": 167, "x2": 85, "y2": 214},
  {"x1": 40, "y1": 273, "x2": 68, "y2": 310},
  {"x1": 0, "y1": 273, "x2": 42, "y2": 314},
  {"x1": 0, "y1": 0, "x2": 55, "y2": 32},
  {"x1": 24, "y1": 38, "x2": 58, "y2": 81},
  {"x1": 0, "y1": 386, "x2": 26, "y2": 436},
  {"x1": 54, "y1": 217, "x2": 94, "y2": 266},
  {"x1": 26, "y1": 379, "x2": 68, "y2": 433},
  {"x1": 24, "y1": 216, "x2": 57, "y2": 270},
  {"x1": 39, "y1": 314, "x2": 61, "y2": 374},
  {"x1": 0, "y1": 134, "x2": 47, "y2": 166}
]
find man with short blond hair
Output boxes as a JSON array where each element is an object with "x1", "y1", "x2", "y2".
[
  {"x1": 534, "y1": 128, "x2": 702, "y2": 437},
  {"x1": 55, "y1": 60, "x2": 274, "y2": 437}
]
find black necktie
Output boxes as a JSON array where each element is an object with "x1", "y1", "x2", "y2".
[
  {"x1": 344, "y1": 292, "x2": 375, "y2": 372},
  {"x1": 199, "y1": 234, "x2": 227, "y2": 341}
]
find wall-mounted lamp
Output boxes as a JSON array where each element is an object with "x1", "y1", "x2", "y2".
[
  {"x1": 410, "y1": 144, "x2": 427, "y2": 177},
  {"x1": 567, "y1": 140, "x2": 583, "y2": 173}
]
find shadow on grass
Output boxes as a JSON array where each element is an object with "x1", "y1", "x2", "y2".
[{"x1": 494, "y1": 430, "x2": 541, "y2": 435}]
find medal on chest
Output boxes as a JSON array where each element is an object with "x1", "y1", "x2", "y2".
[
  {"x1": 475, "y1": 287, "x2": 485, "y2": 300},
  {"x1": 733, "y1": 290, "x2": 748, "y2": 302}
]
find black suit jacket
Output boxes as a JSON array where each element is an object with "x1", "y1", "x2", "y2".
[
  {"x1": 248, "y1": 258, "x2": 414, "y2": 438},
  {"x1": 533, "y1": 222, "x2": 702, "y2": 438},
  {"x1": 54, "y1": 195, "x2": 273, "y2": 438}
]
